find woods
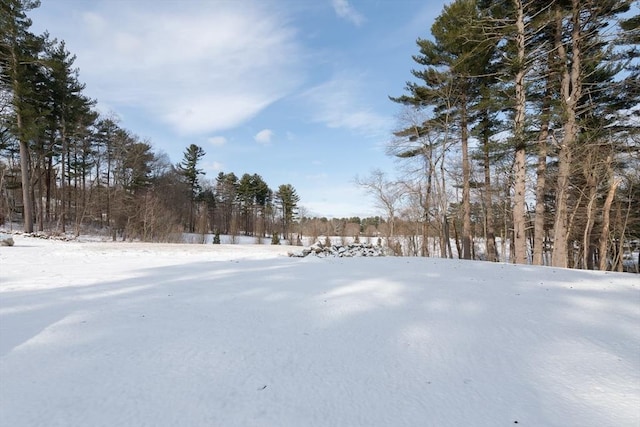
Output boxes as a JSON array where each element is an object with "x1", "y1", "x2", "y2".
[{"x1": 388, "y1": 0, "x2": 639, "y2": 269}]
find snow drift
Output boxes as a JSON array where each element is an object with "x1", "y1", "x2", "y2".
[{"x1": 0, "y1": 235, "x2": 638, "y2": 427}]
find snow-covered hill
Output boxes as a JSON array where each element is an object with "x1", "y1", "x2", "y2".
[{"x1": 1, "y1": 235, "x2": 638, "y2": 426}]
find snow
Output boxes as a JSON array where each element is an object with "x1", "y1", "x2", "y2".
[{"x1": 1, "y1": 235, "x2": 638, "y2": 427}]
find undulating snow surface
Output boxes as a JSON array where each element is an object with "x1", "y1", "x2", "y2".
[{"x1": 1, "y1": 235, "x2": 638, "y2": 427}]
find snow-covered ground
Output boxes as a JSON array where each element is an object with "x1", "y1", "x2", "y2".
[{"x1": 0, "y1": 235, "x2": 638, "y2": 427}]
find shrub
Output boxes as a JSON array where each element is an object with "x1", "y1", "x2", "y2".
[{"x1": 271, "y1": 233, "x2": 280, "y2": 245}]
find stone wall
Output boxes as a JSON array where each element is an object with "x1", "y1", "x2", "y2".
[{"x1": 289, "y1": 241, "x2": 387, "y2": 258}]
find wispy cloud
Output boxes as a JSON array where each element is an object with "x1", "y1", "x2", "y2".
[
  {"x1": 300, "y1": 74, "x2": 392, "y2": 137},
  {"x1": 331, "y1": 0, "x2": 365, "y2": 26},
  {"x1": 254, "y1": 129, "x2": 274, "y2": 145},
  {"x1": 207, "y1": 136, "x2": 227, "y2": 147},
  {"x1": 63, "y1": 1, "x2": 303, "y2": 136}
]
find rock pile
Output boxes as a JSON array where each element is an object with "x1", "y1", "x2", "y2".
[
  {"x1": 26, "y1": 232, "x2": 77, "y2": 241},
  {"x1": 0, "y1": 235, "x2": 14, "y2": 246},
  {"x1": 0, "y1": 231, "x2": 77, "y2": 242},
  {"x1": 289, "y1": 241, "x2": 386, "y2": 258}
]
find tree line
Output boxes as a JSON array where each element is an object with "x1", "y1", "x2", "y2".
[
  {"x1": 2, "y1": 0, "x2": 639, "y2": 270},
  {"x1": 381, "y1": 0, "x2": 639, "y2": 270},
  {"x1": 0, "y1": 0, "x2": 300, "y2": 241}
]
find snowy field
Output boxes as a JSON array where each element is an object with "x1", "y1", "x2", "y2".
[{"x1": 0, "y1": 235, "x2": 638, "y2": 427}]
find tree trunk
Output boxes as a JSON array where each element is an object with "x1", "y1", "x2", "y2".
[
  {"x1": 18, "y1": 134, "x2": 33, "y2": 233},
  {"x1": 532, "y1": 103, "x2": 550, "y2": 265},
  {"x1": 440, "y1": 150, "x2": 450, "y2": 258},
  {"x1": 45, "y1": 153, "x2": 53, "y2": 223},
  {"x1": 461, "y1": 90, "x2": 472, "y2": 260},
  {"x1": 453, "y1": 219, "x2": 462, "y2": 259},
  {"x1": 598, "y1": 177, "x2": 620, "y2": 271},
  {"x1": 582, "y1": 182, "x2": 597, "y2": 269},
  {"x1": 615, "y1": 233, "x2": 624, "y2": 272},
  {"x1": 551, "y1": 3, "x2": 581, "y2": 268},
  {"x1": 440, "y1": 216, "x2": 449, "y2": 258},
  {"x1": 59, "y1": 121, "x2": 67, "y2": 233},
  {"x1": 423, "y1": 153, "x2": 433, "y2": 257},
  {"x1": 512, "y1": 0, "x2": 528, "y2": 265},
  {"x1": 513, "y1": 148, "x2": 527, "y2": 263},
  {"x1": 11, "y1": 50, "x2": 34, "y2": 233},
  {"x1": 482, "y1": 116, "x2": 498, "y2": 262},
  {"x1": 36, "y1": 157, "x2": 44, "y2": 232}
]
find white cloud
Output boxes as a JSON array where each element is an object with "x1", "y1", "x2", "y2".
[
  {"x1": 331, "y1": 0, "x2": 365, "y2": 26},
  {"x1": 207, "y1": 136, "x2": 227, "y2": 146},
  {"x1": 254, "y1": 129, "x2": 274, "y2": 145},
  {"x1": 203, "y1": 161, "x2": 225, "y2": 173},
  {"x1": 301, "y1": 74, "x2": 392, "y2": 136},
  {"x1": 64, "y1": 1, "x2": 303, "y2": 135}
]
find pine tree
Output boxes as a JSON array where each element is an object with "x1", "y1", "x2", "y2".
[
  {"x1": 44, "y1": 37, "x2": 95, "y2": 232},
  {"x1": 549, "y1": 0, "x2": 633, "y2": 268},
  {"x1": 236, "y1": 173, "x2": 271, "y2": 236},
  {"x1": 177, "y1": 144, "x2": 205, "y2": 232},
  {"x1": 392, "y1": 0, "x2": 496, "y2": 260},
  {"x1": 478, "y1": 0, "x2": 554, "y2": 264},
  {"x1": 0, "y1": 0, "x2": 43, "y2": 232},
  {"x1": 275, "y1": 183, "x2": 300, "y2": 241},
  {"x1": 271, "y1": 232, "x2": 280, "y2": 245},
  {"x1": 215, "y1": 172, "x2": 238, "y2": 234}
]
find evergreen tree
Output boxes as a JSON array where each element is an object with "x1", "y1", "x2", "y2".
[
  {"x1": 237, "y1": 173, "x2": 271, "y2": 236},
  {"x1": 271, "y1": 232, "x2": 280, "y2": 245},
  {"x1": 548, "y1": 0, "x2": 633, "y2": 267},
  {"x1": 177, "y1": 144, "x2": 205, "y2": 232},
  {"x1": 237, "y1": 173, "x2": 255, "y2": 235},
  {"x1": 122, "y1": 141, "x2": 155, "y2": 193},
  {"x1": 275, "y1": 183, "x2": 300, "y2": 241},
  {"x1": 392, "y1": 0, "x2": 496, "y2": 260},
  {"x1": 0, "y1": 0, "x2": 43, "y2": 232},
  {"x1": 215, "y1": 172, "x2": 238, "y2": 234},
  {"x1": 93, "y1": 117, "x2": 121, "y2": 227},
  {"x1": 478, "y1": 0, "x2": 554, "y2": 264},
  {"x1": 43, "y1": 37, "x2": 95, "y2": 232}
]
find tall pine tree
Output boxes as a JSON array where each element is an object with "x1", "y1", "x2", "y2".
[
  {"x1": 0, "y1": 0, "x2": 42, "y2": 232},
  {"x1": 392, "y1": 0, "x2": 496, "y2": 260},
  {"x1": 177, "y1": 144, "x2": 205, "y2": 233}
]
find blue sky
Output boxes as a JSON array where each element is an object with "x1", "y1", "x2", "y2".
[{"x1": 29, "y1": 0, "x2": 449, "y2": 218}]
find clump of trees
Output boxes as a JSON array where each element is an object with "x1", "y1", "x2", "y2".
[
  {"x1": 296, "y1": 216, "x2": 384, "y2": 244},
  {"x1": 0, "y1": 0, "x2": 300, "y2": 241},
  {"x1": 201, "y1": 172, "x2": 300, "y2": 242},
  {"x1": 385, "y1": 0, "x2": 638, "y2": 270}
]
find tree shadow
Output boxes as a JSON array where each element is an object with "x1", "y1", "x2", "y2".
[{"x1": 0, "y1": 255, "x2": 638, "y2": 426}]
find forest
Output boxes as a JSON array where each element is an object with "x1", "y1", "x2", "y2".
[
  {"x1": 384, "y1": 0, "x2": 639, "y2": 270},
  {"x1": 1, "y1": 0, "x2": 639, "y2": 271}
]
